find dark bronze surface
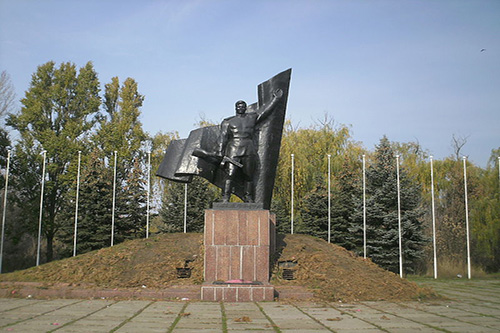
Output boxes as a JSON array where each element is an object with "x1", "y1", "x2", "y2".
[{"x1": 157, "y1": 69, "x2": 292, "y2": 209}]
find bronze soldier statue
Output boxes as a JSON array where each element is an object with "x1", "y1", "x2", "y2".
[
  {"x1": 218, "y1": 89, "x2": 283, "y2": 202},
  {"x1": 156, "y1": 69, "x2": 291, "y2": 209}
]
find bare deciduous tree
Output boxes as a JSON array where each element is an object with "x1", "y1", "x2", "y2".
[
  {"x1": 451, "y1": 133, "x2": 469, "y2": 160},
  {"x1": 0, "y1": 70, "x2": 16, "y2": 121}
]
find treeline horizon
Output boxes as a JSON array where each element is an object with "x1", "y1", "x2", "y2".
[{"x1": 0, "y1": 62, "x2": 499, "y2": 277}]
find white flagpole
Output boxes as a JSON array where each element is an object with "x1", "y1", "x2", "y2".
[
  {"x1": 363, "y1": 154, "x2": 367, "y2": 259},
  {"x1": 73, "y1": 151, "x2": 81, "y2": 257},
  {"x1": 111, "y1": 151, "x2": 117, "y2": 247},
  {"x1": 291, "y1": 153, "x2": 294, "y2": 235},
  {"x1": 184, "y1": 183, "x2": 187, "y2": 233},
  {"x1": 327, "y1": 154, "x2": 331, "y2": 243},
  {"x1": 146, "y1": 151, "x2": 151, "y2": 239},
  {"x1": 463, "y1": 156, "x2": 471, "y2": 279},
  {"x1": 36, "y1": 150, "x2": 47, "y2": 266},
  {"x1": 396, "y1": 155, "x2": 403, "y2": 278},
  {"x1": 430, "y1": 156, "x2": 438, "y2": 279},
  {"x1": 0, "y1": 150, "x2": 11, "y2": 273}
]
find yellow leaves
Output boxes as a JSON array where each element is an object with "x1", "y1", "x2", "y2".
[{"x1": 273, "y1": 119, "x2": 363, "y2": 214}]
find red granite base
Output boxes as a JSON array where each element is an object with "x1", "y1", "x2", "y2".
[
  {"x1": 203, "y1": 208, "x2": 276, "y2": 301},
  {"x1": 204, "y1": 209, "x2": 275, "y2": 283},
  {"x1": 201, "y1": 283, "x2": 274, "y2": 302}
]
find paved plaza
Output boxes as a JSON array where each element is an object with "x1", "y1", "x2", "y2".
[{"x1": 0, "y1": 279, "x2": 499, "y2": 332}]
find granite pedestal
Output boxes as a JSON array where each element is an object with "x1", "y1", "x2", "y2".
[{"x1": 202, "y1": 206, "x2": 276, "y2": 302}]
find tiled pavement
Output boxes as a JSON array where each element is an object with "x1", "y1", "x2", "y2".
[{"x1": 0, "y1": 279, "x2": 499, "y2": 332}]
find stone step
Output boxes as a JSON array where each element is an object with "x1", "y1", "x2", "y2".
[
  {"x1": 0, "y1": 282, "x2": 201, "y2": 300},
  {"x1": 201, "y1": 283, "x2": 274, "y2": 302},
  {"x1": 275, "y1": 285, "x2": 315, "y2": 300}
]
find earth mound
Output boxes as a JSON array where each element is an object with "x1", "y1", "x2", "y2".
[
  {"x1": 272, "y1": 234, "x2": 436, "y2": 301},
  {"x1": 0, "y1": 233, "x2": 205, "y2": 289},
  {"x1": 0, "y1": 233, "x2": 436, "y2": 302}
]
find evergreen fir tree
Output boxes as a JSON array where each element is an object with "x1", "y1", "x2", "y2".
[
  {"x1": 330, "y1": 156, "x2": 360, "y2": 250},
  {"x1": 301, "y1": 181, "x2": 329, "y2": 240},
  {"x1": 116, "y1": 157, "x2": 147, "y2": 242},
  {"x1": 71, "y1": 151, "x2": 113, "y2": 254},
  {"x1": 271, "y1": 198, "x2": 291, "y2": 234},
  {"x1": 300, "y1": 162, "x2": 358, "y2": 249},
  {"x1": 186, "y1": 178, "x2": 218, "y2": 232},
  {"x1": 0, "y1": 128, "x2": 10, "y2": 182},
  {"x1": 350, "y1": 136, "x2": 427, "y2": 274},
  {"x1": 160, "y1": 181, "x2": 185, "y2": 233},
  {"x1": 160, "y1": 177, "x2": 217, "y2": 233}
]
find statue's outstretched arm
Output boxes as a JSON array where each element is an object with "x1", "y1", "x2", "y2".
[{"x1": 256, "y1": 89, "x2": 283, "y2": 123}]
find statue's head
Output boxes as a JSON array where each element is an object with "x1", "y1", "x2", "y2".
[{"x1": 235, "y1": 100, "x2": 247, "y2": 114}]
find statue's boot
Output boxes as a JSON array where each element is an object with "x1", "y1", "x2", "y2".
[
  {"x1": 222, "y1": 180, "x2": 232, "y2": 202},
  {"x1": 244, "y1": 181, "x2": 254, "y2": 203}
]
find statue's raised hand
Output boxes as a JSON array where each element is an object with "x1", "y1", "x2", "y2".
[{"x1": 273, "y1": 89, "x2": 283, "y2": 99}]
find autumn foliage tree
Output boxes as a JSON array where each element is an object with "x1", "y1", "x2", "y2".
[
  {"x1": 6, "y1": 61, "x2": 101, "y2": 262},
  {"x1": 272, "y1": 116, "x2": 364, "y2": 233}
]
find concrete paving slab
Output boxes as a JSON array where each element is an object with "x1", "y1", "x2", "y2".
[
  {"x1": 0, "y1": 278, "x2": 499, "y2": 332},
  {"x1": 116, "y1": 324, "x2": 167, "y2": 333},
  {"x1": 335, "y1": 328, "x2": 387, "y2": 333},
  {"x1": 435, "y1": 326, "x2": 500, "y2": 333},
  {"x1": 280, "y1": 328, "x2": 334, "y2": 333},
  {"x1": 387, "y1": 329, "x2": 441, "y2": 333},
  {"x1": 0, "y1": 298, "x2": 43, "y2": 312},
  {"x1": 174, "y1": 328, "x2": 226, "y2": 333},
  {"x1": 451, "y1": 304, "x2": 500, "y2": 316},
  {"x1": 224, "y1": 302, "x2": 273, "y2": 331},
  {"x1": 258, "y1": 303, "x2": 328, "y2": 331},
  {"x1": 318, "y1": 316, "x2": 379, "y2": 330},
  {"x1": 173, "y1": 302, "x2": 223, "y2": 330},
  {"x1": 56, "y1": 300, "x2": 149, "y2": 332},
  {"x1": 0, "y1": 299, "x2": 84, "y2": 329},
  {"x1": 174, "y1": 322, "x2": 223, "y2": 330},
  {"x1": 126, "y1": 301, "x2": 183, "y2": 329}
]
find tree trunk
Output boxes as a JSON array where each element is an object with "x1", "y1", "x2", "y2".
[{"x1": 46, "y1": 232, "x2": 54, "y2": 262}]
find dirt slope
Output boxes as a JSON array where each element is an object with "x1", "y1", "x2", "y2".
[
  {"x1": 0, "y1": 233, "x2": 436, "y2": 302},
  {"x1": 272, "y1": 234, "x2": 436, "y2": 301},
  {"x1": 0, "y1": 233, "x2": 204, "y2": 288}
]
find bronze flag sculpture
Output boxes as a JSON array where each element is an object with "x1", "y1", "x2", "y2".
[{"x1": 157, "y1": 69, "x2": 291, "y2": 210}]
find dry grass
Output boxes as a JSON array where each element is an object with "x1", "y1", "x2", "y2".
[
  {"x1": 0, "y1": 233, "x2": 204, "y2": 288},
  {"x1": 272, "y1": 234, "x2": 437, "y2": 302},
  {"x1": 423, "y1": 258, "x2": 488, "y2": 279},
  {"x1": 0, "y1": 233, "x2": 438, "y2": 302}
]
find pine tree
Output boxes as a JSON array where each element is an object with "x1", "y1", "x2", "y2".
[{"x1": 350, "y1": 136, "x2": 427, "y2": 274}]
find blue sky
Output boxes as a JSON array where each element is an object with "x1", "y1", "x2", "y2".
[{"x1": 1, "y1": 0, "x2": 499, "y2": 167}]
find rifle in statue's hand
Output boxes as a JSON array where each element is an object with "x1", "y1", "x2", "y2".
[{"x1": 192, "y1": 148, "x2": 243, "y2": 169}]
